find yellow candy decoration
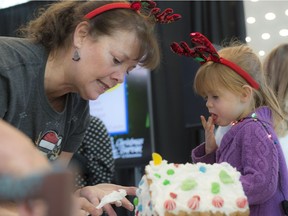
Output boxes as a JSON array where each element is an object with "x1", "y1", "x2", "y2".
[{"x1": 152, "y1": 152, "x2": 162, "y2": 165}]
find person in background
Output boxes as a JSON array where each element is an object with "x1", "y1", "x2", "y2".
[
  {"x1": 0, "y1": 119, "x2": 53, "y2": 216},
  {"x1": 0, "y1": 0, "x2": 181, "y2": 215},
  {"x1": 70, "y1": 115, "x2": 115, "y2": 187},
  {"x1": 171, "y1": 32, "x2": 288, "y2": 215},
  {"x1": 263, "y1": 43, "x2": 288, "y2": 165}
]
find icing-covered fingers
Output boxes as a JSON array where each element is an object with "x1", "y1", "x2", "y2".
[
  {"x1": 102, "y1": 204, "x2": 117, "y2": 216},
  {"x1": 119, "y1": 197, "x2": 134, "y2": 211},
  {"x1": 77, "y1": 196, "x2": 103, "y2": 216},
  {"x1": 115, "y1": 200, "x2": 122, "y2": 207}
]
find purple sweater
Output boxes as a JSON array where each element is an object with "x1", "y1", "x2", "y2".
[{"x1": 192, "y1": 106, "x2": 288, "y2": 216}]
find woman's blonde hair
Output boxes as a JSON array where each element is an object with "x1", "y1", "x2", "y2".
[
  {"x1": 263, "y1": 43, "x2": 288, "y2": 136},
  {"x1": 18, "y1": 0, "x2": 160, "y2": 70},
  {"x1": 194, "y1": 42, "x2": 283, "y2": 129}
]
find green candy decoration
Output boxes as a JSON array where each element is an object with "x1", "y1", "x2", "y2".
[
  {"x1": 219, "y1": 170, "x2": 234, "y2": 184},
  {"x1": 181, "y1": 179, "x2": 197, "y2": 191},
  {"x1": 163, "y1": 179, "x2": 170, "y2": 185},
  {"x1": 167, "y1": 169, "x2": 175, "y2": 175},
  {"x1": 211, "y1": 182, "x2": 220, "y2": 194},
  {"x1": 133, "y1": 197, "x2": 139, "y2": 206},
  {"x1": 154, "y1": 173, "x2": 161, "y2": 179}
]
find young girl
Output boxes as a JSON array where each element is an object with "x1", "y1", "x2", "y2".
[
  {"x1": 171, "y1": 32, "x2": 288, "y2": 215},
  {"x1": 0, "y1": 1, "x2": 181, "y2": 215}
]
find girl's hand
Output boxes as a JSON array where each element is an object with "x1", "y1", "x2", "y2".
[
  {"x1": 200, "y1": 115, "x2": 217, "y2": 154},
  {"x1": 75, "y1": 184, "x2": 137, "y2": 216}
]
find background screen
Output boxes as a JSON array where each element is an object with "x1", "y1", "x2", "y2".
[{"x1": 89, "y1": 66, "x2": 154, "y2": 167}]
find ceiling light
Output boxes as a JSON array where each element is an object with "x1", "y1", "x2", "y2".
[
  {"x1": 261, "y1": 33, "x2": 270, "y2": 40},
  {"x1": 279, "y1": 29, "x2": 288, "y2": 37},
  {"x1": 285, "y1": 9, "x2": 288, "y2": 16},
  {"x1": 245, "y1": 36, "x2": 252, "y2": 43},
  {"x1": 0, "y1": 0, "x2": 30, "y2": 9},
  {"x1": 251, "y1": 0, "x2": 259, "y2": 2},
  {"x1": 246, "y1": 17, "x2": 256, "y2": 24},
  {"x1": 265, "y1": 12, "x2": 276, "y2": 20},
  {"x1": 259, "y1": 51, "x2": 265, "y2": 56}
]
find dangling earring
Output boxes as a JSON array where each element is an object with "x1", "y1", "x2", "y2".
[{"x1": 72, "y1": 49, "x2": 80, "y2": 61}]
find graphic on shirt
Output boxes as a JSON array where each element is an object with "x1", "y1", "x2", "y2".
[{"x1": 37, "y1": 130, "x2": 63, "y2": 161}]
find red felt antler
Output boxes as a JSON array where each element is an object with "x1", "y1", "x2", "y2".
[
  {"x1": 170, "y1": 32, "x2": 220, "y2": 64},
  {"x1": 150, "y1": 7, "x2": 182, "y2": 24},
  {"x1": 85, "y1": 0, "x2": 181, "y2": 24},
  {"x1": 170, "y1": 32, "x2": 260, "y2": 89}
]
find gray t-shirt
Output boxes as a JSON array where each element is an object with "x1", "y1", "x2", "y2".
[{"x1": 0, "y1": 37, "x2": 90, "y2": 161}]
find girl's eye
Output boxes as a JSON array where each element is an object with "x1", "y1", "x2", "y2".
[
  {"x1": 203, "y1": 96, "x2": 208, "y2": 101},
  {"x1": 113, "y1": 58, "x2": 121, "y2": 65},
  {"x1": 212, "y1": 96, "x2": 219, "y2": 99}
]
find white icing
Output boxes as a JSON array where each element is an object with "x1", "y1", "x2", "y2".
[
  {"x1": 135, "y1": 161, "x2": 249, "y2": 216},
  {"x1": 96, "y1": 189, "x2": 127, "y2": 209}
]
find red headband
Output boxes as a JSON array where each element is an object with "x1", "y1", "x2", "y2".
[
  {"x1": 84, "y1": 3, "x2": 131, "y2": 19},
  {"x1": 84, "y1": 1, "x2": 182, "y2": 24},
  {"x1": 170, "y1": 32, "x2": 260, "y2": 90}
]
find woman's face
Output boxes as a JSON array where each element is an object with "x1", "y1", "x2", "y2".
[{"x1": 70, "y1": 30, "x2": 140, "y2": 100}]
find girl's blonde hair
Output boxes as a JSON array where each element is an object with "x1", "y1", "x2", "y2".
[
  {"x1": 18, "y1": 1, "x2": 160, "y2": 70},
  {"x1": 263, "y1": 43, "x2": 288, "y2": 136},
  {"x1": 194, "y1": 42, "x2": 283, "y2": 129}
]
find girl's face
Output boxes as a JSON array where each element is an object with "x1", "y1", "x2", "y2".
[
  {"x1": 204, "y1": 88, "x2": 251, "y2": 126},
  {"x1": 70, "y1": 30, "x2": 140, "y2": 100}
]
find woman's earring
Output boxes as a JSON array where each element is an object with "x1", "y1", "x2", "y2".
[{"x1": 72, "y1": 49, "x2": 80, "y2": 61}]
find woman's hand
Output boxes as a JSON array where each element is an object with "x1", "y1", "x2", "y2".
[
  {"x1": 200, "y1": 115, "x2": 217, "y2": 154},
  {"x1": 74, "y1": 183, "x2": 137, "y2": 216}
]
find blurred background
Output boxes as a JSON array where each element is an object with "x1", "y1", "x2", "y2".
[{"x1": 0, "y1": 1, "x2": 287, "y2": 214}]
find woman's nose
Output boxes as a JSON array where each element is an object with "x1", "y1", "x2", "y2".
[{"x1": 112, "y1": 69, "x2": 126, "y2": 84}]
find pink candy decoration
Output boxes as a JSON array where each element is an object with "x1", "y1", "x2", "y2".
[
  {"x1": 212, "y1": 196, "x2": 224, "y2": 208},
  {"x1": 169, "y1": 192, "x2": 177, "y2": 199},
  {"x1": 174, "y1": 163, "x2": 179, "y2": 168},
  {"x1": 164, "y1": 199, "x2": 176, "y2": 211},
  {"x1": 236, "y1": 197, "x2": 248, "y2": 208},
  {"x1": 187, "y1": 195, "x2": 200, "y2": 210}
]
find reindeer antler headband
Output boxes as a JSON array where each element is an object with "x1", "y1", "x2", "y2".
[
  {"x1": 170, "y1": 32, "x2": 260, "y2": 89},
  {"x1": 84, "y1": 1, "x2": 181, "y2": 24}
]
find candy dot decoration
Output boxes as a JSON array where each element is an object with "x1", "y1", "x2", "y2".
[
  {"x1": 138, "y1": 204, "x2": 143, "y2": 212},
  {"x1": 236, "y1": 197, "x2": 248, "y2": 208},
  {"x1": 174, "y1": 163, "x2": 179, "y2": 168},
  {"x1": 152, "y1": 152, "x2": 162, "y2": 165},
  {"x1": 167, "y1": 169, "x2": 175, "y2": 175},
  {"x1": 219, "y1": 170, "x2": 234, "y2": 184},
  {"x1": 180, "y1": 179, "x2": 197, "y2": 191},
  {"x1": 169, "y1": 192, "x2": 177, "y2": 199},
  {"x1": 187, "y1": 195, "x2": 200, "y2": 210},
  {"x1": 211, "y1": 182, "x2": 220, "y2": 194},
  {"x1": 212, "y1": 196, "x2": 224, "y2": 208},
  {"x1": 163, "y1": 179, "x2": 171, "y2": 186},
  {"x1": 164, "y1": 199, "x2": 176, "y2": 211},
  {"x1": 154, "y1": 173, "x2": 161, "y2": 178},
  {"x1": 199, "y1": 166, "x2": 206, "y2": 173},
  {"x1": 133, "y1": 197, "x2": 139, "y2": 206}
]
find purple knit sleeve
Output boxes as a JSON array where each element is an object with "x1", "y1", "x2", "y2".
[
  {"x1": 191, "y1": 142, "x2": 216, "y2": 164},
  {"x1": 239, "y1": 123, "x2": 279, "y2": 205}
]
